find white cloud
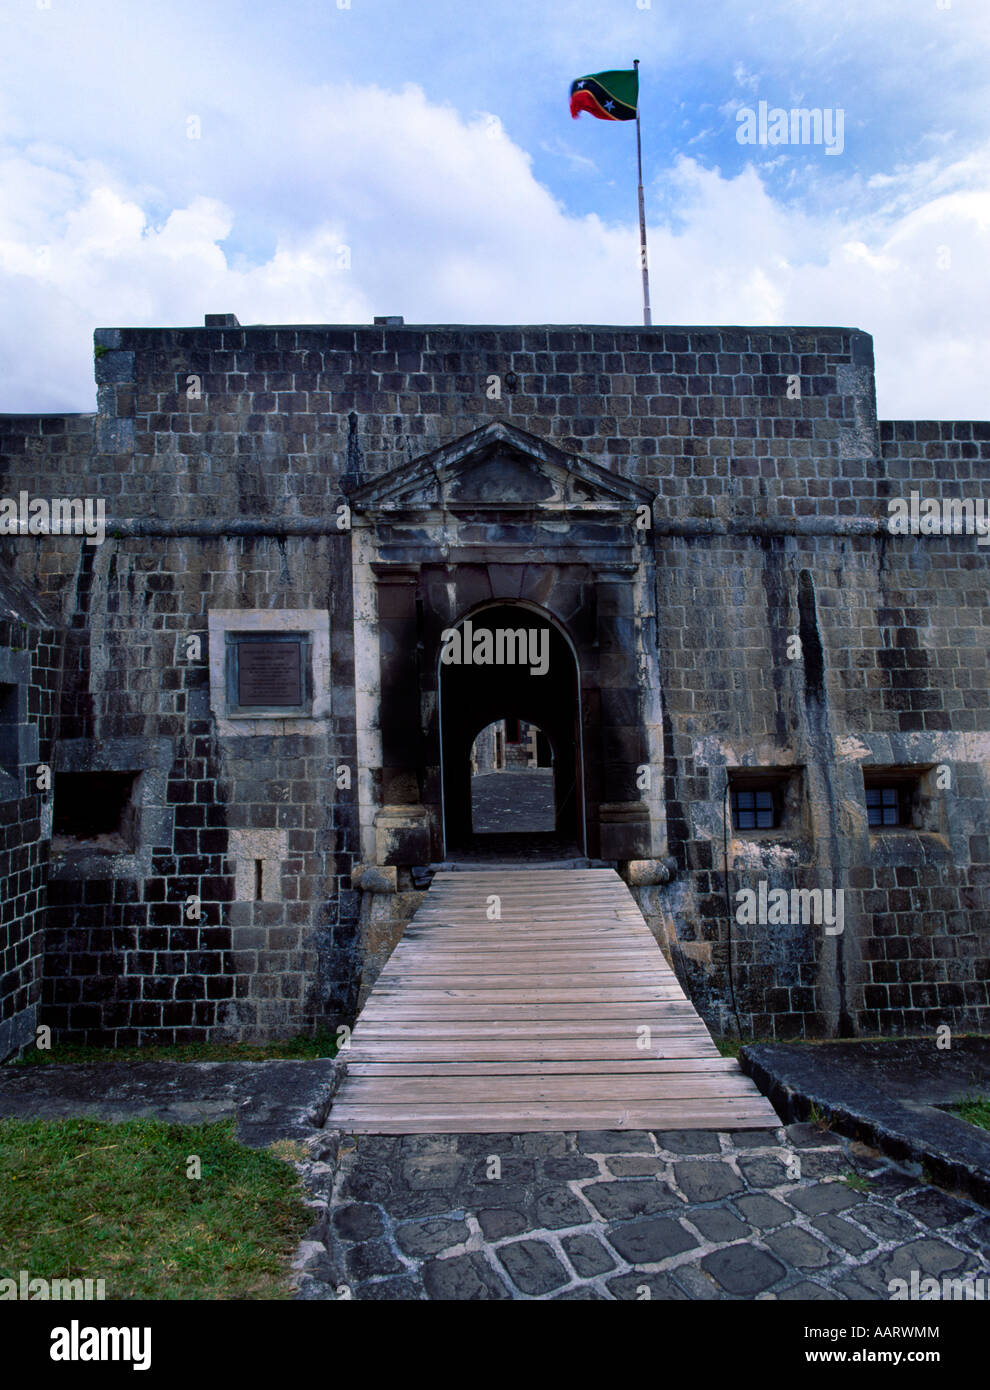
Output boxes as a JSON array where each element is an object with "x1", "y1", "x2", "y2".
[{"x1": 0, "y1": 77, "x2": 987, "y2": 420}]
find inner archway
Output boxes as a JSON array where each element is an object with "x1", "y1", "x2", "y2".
[
  {"x1": 439, "y1": 604, "x2": 584, "y2": 858},
  {"x1": 470, "y1": 719, "x2": 555, "y2": 834}
]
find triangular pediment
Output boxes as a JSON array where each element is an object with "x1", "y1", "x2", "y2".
[{"x1": 349, "y1": 422, "x2": 653, "y2": 514}]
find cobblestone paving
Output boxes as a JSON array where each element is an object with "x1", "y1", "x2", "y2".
[
  {"x1": 293, "y1": 1124, "x2": 990, "y2": 1300},
  {"x1": 471, "y1": 769, "x2": 555, "y2": 833}
]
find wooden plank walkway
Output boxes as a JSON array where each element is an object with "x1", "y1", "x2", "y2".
[{"x1": 330, "y1": 868, "x2": 779, "y2": 1133}]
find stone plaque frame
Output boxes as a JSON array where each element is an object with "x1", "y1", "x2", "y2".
[
  {"x1": 207, "y1": 609, "x2": 331, "y2": 736},
  {"x1": 226, "y1": 632, "x2": 312, "y2": 715}
]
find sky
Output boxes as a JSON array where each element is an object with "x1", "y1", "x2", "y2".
[{"x1": 1, "y1": 0, "x2": 988, "y2": 419}]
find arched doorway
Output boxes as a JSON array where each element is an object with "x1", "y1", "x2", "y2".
[
  {"x1": 470, "y1": 718, "x2": 555, "y2": 833},
  {"x1": 439, "y1": 604, "x2": 585, "y2": 857}
]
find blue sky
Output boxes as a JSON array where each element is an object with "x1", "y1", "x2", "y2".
[{"x1": 1, "y1": 0, "x2": 988, "y2": 416}]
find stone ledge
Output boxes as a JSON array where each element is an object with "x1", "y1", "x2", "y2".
[{"x1": 740, "y1": 1040, "x2": 990, "y2": 1210}]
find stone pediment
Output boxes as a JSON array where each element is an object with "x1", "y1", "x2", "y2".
[{"x1": 349, "y1": 422, "x2": 653, "y2": 515}]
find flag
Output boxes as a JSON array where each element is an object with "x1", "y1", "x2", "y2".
[{"x1": 569, "y1": 69, "x2": 638, "y2": 122}]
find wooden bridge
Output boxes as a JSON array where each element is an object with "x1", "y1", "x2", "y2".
[{"x1": 330, "y1": 868, "x2": 779, "y2": 1133}]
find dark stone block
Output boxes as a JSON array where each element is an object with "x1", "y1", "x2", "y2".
[
  {"x1": 606, "y1": 1217, "x2": 698, "y2": 1265},
  {"x1": 583, "y1": 1179, "x2": 681, "y2": 1221},
  {"x1": 497, "y1": 1239, "x2": 569, "y2": 1295},
  {"x1": 561, "y1": 1233, "x2": 616, "y2": 1278},
  {"x1": 701, "y1": 1244, "x2": 786, "y2": 1296},
  {"x1": 421, "y1": 1252, "x2": 511, "y2": 1301}
]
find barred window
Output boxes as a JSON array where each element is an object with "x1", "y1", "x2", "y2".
[
  {"x1": 731, "y1": 787, "x2": 777, "y2": 831},
  {"x1": 863, "y1": 776, "x2": 918, "y2": 829}
]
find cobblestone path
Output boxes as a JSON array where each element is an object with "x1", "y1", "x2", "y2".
[{"x1": 295, "y1": 1123, "x2": 990, "y2": 1300}]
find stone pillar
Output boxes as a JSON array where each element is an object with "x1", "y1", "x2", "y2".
[
  {"x1": 596, "y1": 566, "x2": 651, "y2": 859},
  {"x1": 376, "y1": 568, "x2": 421, "y2": 805}
]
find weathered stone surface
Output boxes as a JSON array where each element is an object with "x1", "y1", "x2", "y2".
[
  {"x1": 347, "y1": 1239, "x2": 404, "y2": 1281},
  {"x1": 736, "y1": 1155, "x2": 793, "y2": 1188},
  {"x1": 4, "y1": 323, "x2": 989, "y2": 1054},
  {"x1": 561, "y1": 1233, "x2": 616, "y2": 1278},
  {"x1": 744, "y1": 1041, "x2": 990, "y2": 1210},
  {"x1": 898, "y1": 1188, "x2": 976, "y2": 1231},
  {"x1": 356, "y1": 1276, "x2": 424, "y2": 1301},
  {"x1": 606, "y1": 1217, "x2": 698, "y2": 1264},
  {"x1": 728, "y1": 1130, "x2": 782, "y2": 1149},
  {"x1": 395, "y1": 1218, "x2": 470, "y2": 1258},
  {"x1": 733, "y1": 1194, "x2": 794, "y2": 1230},
  {"x1": 764, "y1": 1225, "x2": 834, "y2": 1270},
  {"x1": 673, "y1": 1160, "x2": 745, "y2": 1204},
  {"x1": 583, "y1": 1179, "x2": 681, "y2": 1221},
  {"x1": 793, "y1": 1150, "x2": 849, "y2": 1180},
  {"x1": 398, "y1": 1134, "x2": 461, "y2": 1156},
  {"x1": 687, "y1": 1207, "x2": 751, "y2": 1243},
  {"x1": 605, "y1": 1155, "x2": 664, "y2": 1177},
  {"x1": 0, "y1": 1059, "x2": 336, "y2": 1149},
  {"x1": 401, "y1": 1154, "x2": 468, "y2": 1191},
  {"x1": 853, "y1": 1205, "x2": 920, "y2": 1243},
  {"x1": 788, "y1": 1182, "x2": 865, "y2": 1216},
  {"x1": 467, "y1": 1155, "x2": 536, "y2": 1186},
  {"x1": 863, "y1": 1237, "x2": 972, "y2": 1283},
  {"x1": 778, "y1": 1280, "x2": 839, "y2": 1300},
  {"x1": 577, "y1": 1130, "x2": 654, "y2": 1153},
  {"x1": 517, "y1": 1133, "x2": 571, "y2": 1157},
  {"x1": 654, "y1": 1131, "x2": 722, "y2": 1155},
  {"x1": 533, "y1": 1186, "x2": 593, "y2": 1229},
  {"x1": 701, "y1": 1245, "x2": 786, "y2": 1296},
  {"x1": 341, "y1": 1162, "x2": 394, "y2": 1204},
  {"x1": 332, "y1": 1202, "x2": 384, "y2": 1243},
  {"x1": 306, "y1": 1123, "x2": 990, "y2": 1301},
  {"x1": 809, "y1": 1213, "x2": 878, "y2": 1255},
  {"x1": 497, "y1": 1239, "x2": 570, "y2": 1295},
  {"x1": 350, "y1": 863, "x2": 397, "y2": 894},
  {"x1": 422, "y1": 1253, "x2": 512, "y2": 1301},
  {"x1": 476, "y1": 1207, "x2": 531, "y2": 1240},
  {"x1": 785, "y1": 1123, "x2": 843, "y2": 1149},
  {"x1": 540, "y1": 1155, "x2": 600, "y2": 1181},
  {"x1": 606, "y1": 1273, "x2": 691, "y2": 1300}
]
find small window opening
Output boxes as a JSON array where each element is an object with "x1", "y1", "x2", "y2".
[
  {"x1": 732, "y1": 787, "x2": 777, "y2": 830},
  {"x1": 727, "y1": 767, "x2": 804, "y2": 836},
  {"x1": 255, "y1": 859, "x2": 264, "y2": 900},
  {"x1": 0, "y1": 682, "x2": 19, "y2": 780},
  {"x1": 52, "y1": 771, "x2": 141, "y2": 852},
  {"x1": 863, "y1": 768, "x2": 926, "y2": 830}
]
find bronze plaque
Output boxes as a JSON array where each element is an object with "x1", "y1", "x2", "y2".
[{"x1": 237, "y1": 641, "x2": 303, "y2": 707}]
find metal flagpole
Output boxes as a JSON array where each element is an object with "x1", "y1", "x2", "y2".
[{"x1": 633, "y1": 58, "x2": 652, "y2": 327}]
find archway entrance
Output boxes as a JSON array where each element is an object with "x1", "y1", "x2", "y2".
[
  {"x1": 470, "y1": 719, "x2": 555, "y2": 833},
  {"x1": 439, "y1": 604, "x2": 584, "y2": 858}
]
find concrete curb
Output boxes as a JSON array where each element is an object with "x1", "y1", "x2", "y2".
[{"x1": 740, "y1": 1043, "x2": 990, "y2": 1211}]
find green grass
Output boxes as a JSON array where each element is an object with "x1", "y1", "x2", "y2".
[
  {"x1": 0, "y1": 1116, "x2": 310, "y2": 1300},
  {"x1": 714, "y1": 1032, "x2": 986, "y2": 1059},
  {"x1": 841, "y1": 1171, "x2": 872, "y2": 1193},
  {"x1": 13, "y1": 1028, "x2": 339, "y2": 1066},
  {"x1": 951, "y1": 1095, "x2": 990, "y2": 1132},
  {"x1": 714, "y1": 1036, "x2": 775, "y2": 1059}
]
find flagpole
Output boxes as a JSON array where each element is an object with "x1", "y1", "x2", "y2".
[{"x1": 633, "y1": 58, "x2": 652, "y2": 327}]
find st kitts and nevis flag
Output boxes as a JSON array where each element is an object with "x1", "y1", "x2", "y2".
[
  {"x1": 568, "y1": 65, "x2": 652, "y2": 323},
  {"x1": 569, "y1": 68, "x2": 638, "y2": 122}
]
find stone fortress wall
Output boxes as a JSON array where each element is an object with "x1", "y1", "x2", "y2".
[{"x1": 0, "y1": 319, "x2": 986, "y2": 1051}]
